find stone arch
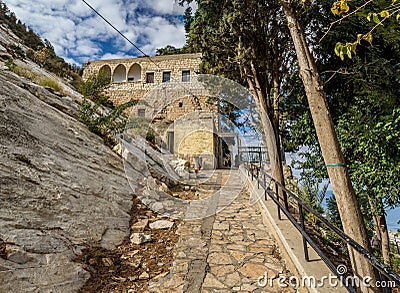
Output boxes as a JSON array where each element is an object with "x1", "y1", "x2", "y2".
[
  {"x1": 98, "y1": 64, "x2": 111, "y2": 81},
  {"x1": 128, "y1": 63, "x2": 141, "y2": 82},
  {"x1": 113, "y1": 64, "x2": 126, "y2": 83}
]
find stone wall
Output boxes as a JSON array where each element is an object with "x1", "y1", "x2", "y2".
[
  {"x1": 83, "y1": 53, "x2": 202, "y2": 106},
  {"x1": 173, "y1": 111, "x2": 219, "y2": 169},
  {"x1": 83, "y1": 53, "x2": 224, "y2": 169}
]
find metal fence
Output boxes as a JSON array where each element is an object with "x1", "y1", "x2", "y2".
[
  {"x1": 238, "y1": 146, "x2": 269, "y2": 164},
  {"x1": 245, "y1": 162, "x2": 400, "y2": 293}
]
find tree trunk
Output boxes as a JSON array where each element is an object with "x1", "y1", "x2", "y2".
[
  {"x1": 244, "y1": 64, "x2": 286, "y2": 202},
  {"x1": 279, "y1": 1, "x2": 380, "y2": 291},
  {"x1": 272, "y1": 70, "x2": 288, "y2": 208},
  {"x1": 371, "y1": 203, "x2": 391, "y2": 265}
]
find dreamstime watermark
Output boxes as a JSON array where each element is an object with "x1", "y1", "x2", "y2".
[{"x1": 257, "y1": 265, "x2": 396, "y2": 289}]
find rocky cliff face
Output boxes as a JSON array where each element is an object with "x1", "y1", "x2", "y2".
[{"x1": 0, "y1": 49, "x2": 137, "y2": 292}]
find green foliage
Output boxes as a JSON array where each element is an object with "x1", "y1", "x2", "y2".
[
  {"x1": 391, "y1": 254, "x2": 400, "y2": 273},
  {"x1": 329, "y1": 0, "x2": 400, "y2": 59},
  {"x1": 14, "y1": 153, "x2": 31, "y2": 165},
  {"x1": 0, "y1": 1, "x2": 83, "y2": 89},
  {"x1": 78, "y1": 73, "x2": 136, "y2": 148},
  {"x1": 290, "y1": 0, "x2": 400, "y2": 211},
  {"x1": 6, "y1": 59, "x2": 62, "y2": 92},
  {"x1": 146, "y1": 129, "x2": 156, "y2": 145},
  {"x1": 183, "y1": 6, "x2": 194, "y2": 35},
  {"x1": 181, "y1": 0, "x2": 295, "y2": 137},
  {"x1": 155, "y1": 45, "x2": 187, "y2": 56},
  {"x1": 5, "y1": 58, "x2": 16, "y2": 71},
  {"x1": 326, "y1": 195, "x2": 343, "y2": 229},
  {"x1": 9, "y1": 44, "x2": 25, "y2": 58},
  {"x1": 79, "y1": 73, "x2": 112, "y2": 107},
  {"x1": 38, "y1": 78, "x2": 62, "y2": 92}
]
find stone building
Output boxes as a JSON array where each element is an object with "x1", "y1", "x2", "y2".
[
  {"x1": 83, "y1": 53, "x2": 227, "y2": 169},
  {"x1": 83, "y1": 53, "x2": 203, "y2": 105}
]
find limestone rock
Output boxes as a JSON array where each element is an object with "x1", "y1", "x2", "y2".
[
  {"x1": 149, "y1": 220, "x2": 174, "y2": 230},
  {"x1": 138, "y1": 271, "x2": 150, "y2": 280},
  {"x1": 169, "y1": 159, "x2": 190, "y2": 178},
  {"x1": 130, "y1": 233, "x2": 152, "y2": 245},
  {"x1": 131, "y1": 219, "x2": 149, "y2": 232},
  {"x1": 0, "y1": 67, "x2": 136, "y2": 291}
]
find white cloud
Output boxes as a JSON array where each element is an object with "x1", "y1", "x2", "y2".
[{"x1": 3, "y1": 0, "x2": 190, "y2": 65}]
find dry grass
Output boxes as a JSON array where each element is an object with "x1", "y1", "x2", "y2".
[{"x1": 7, "y1": 59, "x2": 62, "y2": 92}]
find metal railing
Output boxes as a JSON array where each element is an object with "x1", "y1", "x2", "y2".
[
  {"x1": 238, "y1": 146, "x2": 269, "y2": 164},
  {"x1": 245, "y1": 162, "x2": 400, "y2": 293}
]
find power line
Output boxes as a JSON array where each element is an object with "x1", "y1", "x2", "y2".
[
  {"x1": 80, "y1": 0, "x2": 200, "y2": 99},
  {"x1": 81, "y1": 0, "x2": 156, "y2": 65}
]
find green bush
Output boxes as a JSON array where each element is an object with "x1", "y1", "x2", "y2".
[
  {"x1": 79, "y1": 72, "x2": 111, "y2": 107},
  {"x1": 5, "y1": 58, "x2": 16, "y2": 71},
  {"x1": 38, "y1": 78, "x2": 62, "y2": 92},
  {"x1": 14, "y1": 153, "x2": 31, "y2": 165},
  {"x1": 78, "y1": 73, "x2": 137, "y2": 148}
]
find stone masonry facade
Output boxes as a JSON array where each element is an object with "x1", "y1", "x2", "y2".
[
  {"x1": 83, "y1": 53, "x2": 222, "y2": 169},
  {"x1": 83, "y1": 53, "x2": 203, "y2": 105}
]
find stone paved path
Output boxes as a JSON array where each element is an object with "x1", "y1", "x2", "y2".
[{"x1": 148, "y1": 170, "x2": 295, "y2": 293}]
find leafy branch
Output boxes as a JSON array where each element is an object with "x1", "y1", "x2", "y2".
[{"x1": 330, "y1": 0, "x2": 400, "y2": 60}]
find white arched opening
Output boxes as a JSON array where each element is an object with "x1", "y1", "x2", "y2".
[
  {"x1": 113, "y1": 64, "x2": 126, "y2": 83},
  {"x1": 128, "y1": 63, "x2": 141, "y2": 82}
]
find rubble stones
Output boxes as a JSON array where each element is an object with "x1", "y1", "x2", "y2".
[
  {"x1": 149, "y1": 220, "x2": 174, "y2": 230},
  {"x1": 130, "y1": 233, "x2": 152, "y2": 245}
]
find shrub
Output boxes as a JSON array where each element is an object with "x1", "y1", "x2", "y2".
[
  {"x1": 38, "y1": 78, "x2": 62, "y2": 92},
  {"x1": 5, "y1": 58, "x2": 16, "y2": 71},
  {"x1": 79, "y1": 72, "x2": 112, "y2": 107},
  {"x1": 78, "y1": 74, "x2": 137, "y2": 148},
  {"x1": 14, "y1": 153, "x2": 31, "y2": 165}
]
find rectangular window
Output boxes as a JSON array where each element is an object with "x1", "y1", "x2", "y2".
[
  {"x1": 138, "y1": 109, "x2": 145, "y2": 117},
  {"x1": 162, "y1": 71, "x2": 171, "y2": 82},
  {"x1": 182, "y1": 70, "x2": 190, "y2": 82},
  {"x1": 146, "y1": 72, "x2": 154, "y2": 83}
]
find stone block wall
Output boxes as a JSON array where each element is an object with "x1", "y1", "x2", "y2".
[
  {"x1": 173, "y1": 111, "x2": 219, "y2": 169},
  {"x1": 83, "y1": 53, "x2": 223, "y2": 169},
  {"x1": 83, "y1": 53, "x2": 203, "y2": 106}
]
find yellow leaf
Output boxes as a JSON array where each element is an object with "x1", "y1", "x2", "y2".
[
  {"x1": 339, "y1": 50, "x2": 344, "y2": 61},
  {"x1": 345, "y1": 44, "x2": 352, "y2": 58},
  {"x1": 373, "y1": 13, "x2": 380, "y2": 24},
  {"x1": 397, "y1": 14, "x2": 400, "y2": 21},
  {"x1": 380, "y1": 10, "x2": 390, "y2": 18},
  {"x1": 351, "y1": 42, "x2": 358, "y2": 55},
  {"x1": 341, "y1": 2, "x2": 349, "y2": 13},
  {"x1": 331, "y1": 2, "x2": 340, "y2": 15},
  {"x1": 334, "y1": 42, "x2": 343, "y2": 56},
  {"x1": 363, "y1": 33, "x2": 373, "y2": 45}
]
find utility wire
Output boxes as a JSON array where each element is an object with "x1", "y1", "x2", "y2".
[
  {"x1": 81, "y1": 0, "x2": 159, "y2": 67},
  {"x1": 80, "y1": 0, "x2": 200, "y2": 101}
]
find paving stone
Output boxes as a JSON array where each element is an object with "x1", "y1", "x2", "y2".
[
  {"x1": 230, "y1": 251, "x2": 252, "y2": 263},
  {"x1": 203, "y1": 274, "x2": 225, "y2": 288},
  {"x1": 248, "y1": 244, "x2": 275, "y2": 254},
  {"x1": 208, "y1": 252, "x2": 232, "y2": 265},
  {"x1": 149, "y1": 170, "x2": 293, "y2": 292},
  {"x1": 210, "y1": 264, "x2": 236, "y2": 277},
  {"x1": 238, "y1": 263, "x2": 271, "y2": 279},
  {"x1": 224, "y1": 271, "x2": 241, "y2": 287}
]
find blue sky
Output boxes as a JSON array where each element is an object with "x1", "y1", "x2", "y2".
[{"x1": 3, "y1": 0, "x2": 196, "y2": 65}]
